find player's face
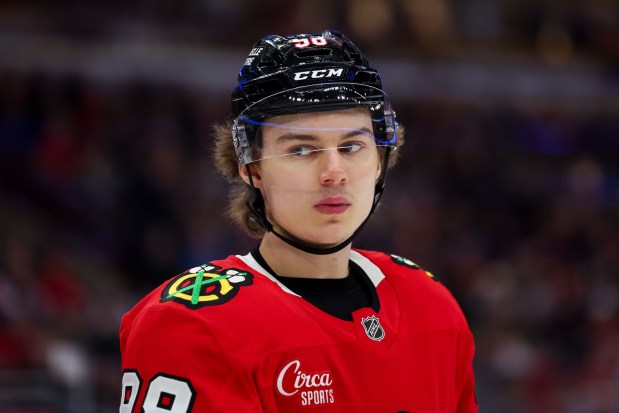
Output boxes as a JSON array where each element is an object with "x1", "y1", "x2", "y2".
[{"x1": 243, "y1": 107, "x2": 381, "y2": 247}]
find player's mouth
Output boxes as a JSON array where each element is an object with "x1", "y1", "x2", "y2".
[{"x1": 314, "y1": 196, "x2": 351, "y2": 215}]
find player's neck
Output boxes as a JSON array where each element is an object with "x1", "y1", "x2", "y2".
[{"x1": 259, "y1": 233, "x2": 351, "y2": 279}]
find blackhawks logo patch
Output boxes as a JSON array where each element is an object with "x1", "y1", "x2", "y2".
[{"x1": 161, "y1": 264, "x2": 253, "y2": 309}]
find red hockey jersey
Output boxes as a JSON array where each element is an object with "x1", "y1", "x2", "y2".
[{"x1": 119, "y1": 249, "x2": 477, "y2": 412}]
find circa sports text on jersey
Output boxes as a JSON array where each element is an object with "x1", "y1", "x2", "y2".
[{"x1": 276, "y1": 359, "x2": 335, "y2": 407}]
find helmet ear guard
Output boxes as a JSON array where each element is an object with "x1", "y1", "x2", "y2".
[{"x1": 232, "y1": 122, "x2": 253, "y2": 166}]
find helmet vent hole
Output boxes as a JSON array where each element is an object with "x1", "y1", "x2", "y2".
[
  {"x1": 295, "y1": 48, "x2": 333, "y2": 59},
  {"x1": 353, "y1": 72, "x2": 379, "y2": 84},
  {"x1": 257, "y1": 59, "x2": 278, "y2": 72},
  {"x1": 344, "y1": 49, "x2": 365, "y2": 66}
]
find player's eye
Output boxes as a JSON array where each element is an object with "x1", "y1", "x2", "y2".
[
  {"x1": 289, "y1": 145, "x2": 317, "y2": 157},
  {"x1": 338, "y1": 142, "x2": 364, "y2": 154}
]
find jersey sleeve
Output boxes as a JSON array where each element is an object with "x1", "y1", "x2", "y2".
[
  {"x1": 455, "y1": 320, "x2": 478, "y2": 413},
  {"x1": 434, "y1": 280, "x2": 478, "y2": 413},
  {"x1": 420, "y1": 265, "x2": 478, "y2": 413},
  {"x1": 119, "y1": 304, "x2": 263, "y2": 412}
]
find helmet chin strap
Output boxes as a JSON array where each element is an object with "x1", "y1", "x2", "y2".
[{"x1": 244, "y1": 148, "x2": 391, "y2": 256}]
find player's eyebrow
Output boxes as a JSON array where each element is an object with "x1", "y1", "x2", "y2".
[
  {"x1": 275, "y1": 133, "x2": 317, "y2": 143},
  {"x1": 275, "y1": 127, "x2": 373, "y2": 144}
]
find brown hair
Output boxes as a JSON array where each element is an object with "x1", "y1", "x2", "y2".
[{"x1": 213, "y1": 121, "x2": 405, "y2": 238}]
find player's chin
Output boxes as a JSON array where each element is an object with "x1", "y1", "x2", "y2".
[{"x1": 305, "y1": 225, "x2": 356, "y2": 247}]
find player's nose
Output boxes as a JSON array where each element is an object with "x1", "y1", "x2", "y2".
[{"x1": 319, "y1": 149, "x2": 346, "y2": 185}]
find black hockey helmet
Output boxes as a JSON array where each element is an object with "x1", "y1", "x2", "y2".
[
  {"x1": 232, "y1": 29, "x2": 383, "y2": 117},
  {"x1": 231, "y1": 29, "x2": 396, "y2": 165}
]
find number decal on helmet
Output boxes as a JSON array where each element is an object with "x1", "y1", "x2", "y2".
[{"x1": 292, "y1": 36, "x2": 327, "y2": 49}]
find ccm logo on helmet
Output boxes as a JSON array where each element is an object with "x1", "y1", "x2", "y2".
[{"x1": 293, "y1": 68, "x2": 344, "y2": 81}]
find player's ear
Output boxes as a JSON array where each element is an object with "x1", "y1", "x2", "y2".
[
  {"x1": 375, "y1": 156, "x2": 382, "y2": 181},
  {"x1": 238, "y1": 163, "x2": 263, "y2": 188}
]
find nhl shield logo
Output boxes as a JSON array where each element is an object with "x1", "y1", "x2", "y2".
[{"x1": 361, "y1": 315, "x2": 385, "y2": 341}]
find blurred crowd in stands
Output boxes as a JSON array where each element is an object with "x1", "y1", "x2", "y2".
[
  {"x1": 0, "y1": 1, "x2": 618, "y2": 412},
  {"x1": 1, "y1": 0, "x2": 619, "y2": 65}
]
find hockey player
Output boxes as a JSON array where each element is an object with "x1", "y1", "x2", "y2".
[{"x1": 119, "y1": 30, "x2": 478, "y2": 412}]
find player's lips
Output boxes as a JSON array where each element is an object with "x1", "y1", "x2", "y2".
[{"x1": 314, "y1": 196, "x2": 351, "y2": 215}]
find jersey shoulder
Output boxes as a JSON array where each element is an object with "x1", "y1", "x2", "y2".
[
  {"x1": 353, "y1": 249, "x2": 438, "y2": 282},
  {"x1": 353, "y1": 249, "x2": 470, "y2": 329},
  {"x1": 124, "y1": 255, "x2": 256, "y2": 315},
  {"x1": 120, "y1": 255, "x2": 266, "y2": 348}
]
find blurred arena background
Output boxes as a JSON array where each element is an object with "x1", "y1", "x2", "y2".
[{"x1": 0, "y1": 1, "x2": 618, "y2": 412}]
